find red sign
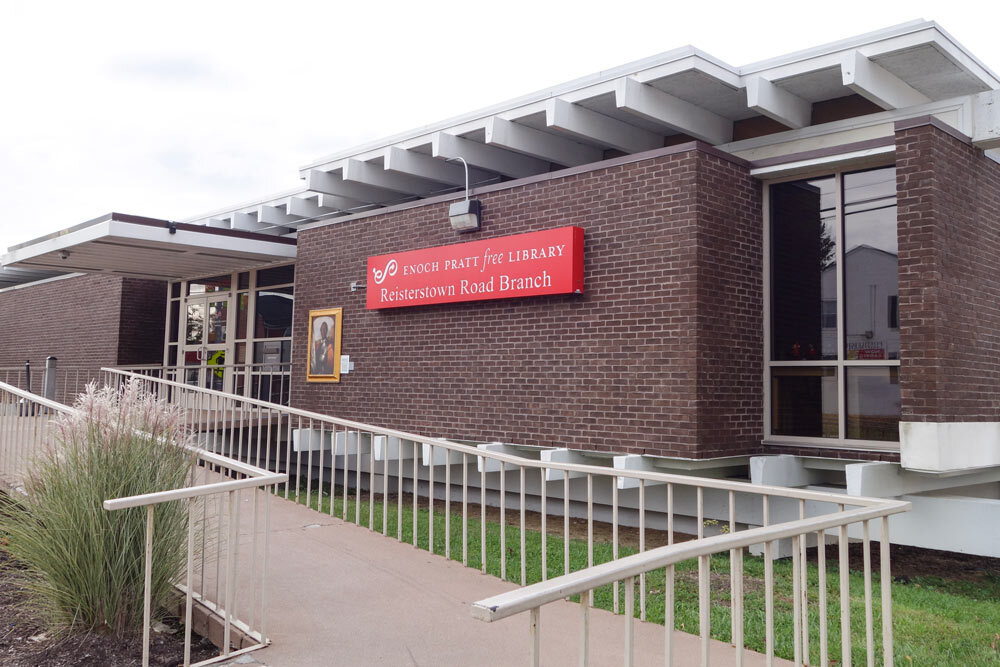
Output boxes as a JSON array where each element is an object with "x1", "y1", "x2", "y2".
[{"x1": 367, "y1": 226, "x2": 584, "y2": 309}]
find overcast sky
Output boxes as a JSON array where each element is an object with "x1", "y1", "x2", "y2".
[{"x1": 1, "y1": 1, "x2": 996, "y2": 254}]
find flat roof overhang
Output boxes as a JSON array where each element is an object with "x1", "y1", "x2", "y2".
[
  {"x1": 2, "y1": 213, "x2": 297, "y2": 281},
  {"x1": 0, "y1": 265, "x2": 67, "y2": 290}
]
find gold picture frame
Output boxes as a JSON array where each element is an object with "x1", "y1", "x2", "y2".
[{"x1": 305, "y1": 307, "x2": 343, "y2": 382}]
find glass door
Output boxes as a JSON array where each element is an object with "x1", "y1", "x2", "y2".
[{"x1": 182, "y1": 294, "x2": 232, "y2": 392}]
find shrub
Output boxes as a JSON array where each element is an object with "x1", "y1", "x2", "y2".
[{"x1": 0, "y1": 379, "x2": 196, "y2": 636}]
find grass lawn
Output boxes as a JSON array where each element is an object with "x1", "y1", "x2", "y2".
[{"x1": 287, "y1": 482, "x2": 1000, "y2": 665}]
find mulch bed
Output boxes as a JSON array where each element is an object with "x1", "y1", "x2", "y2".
[
  {"x1": 828, "y1": 541, "x2": 1000, "y2": 583},
  {"x1": 0, "y1": 550, "x2": 218, "y2": 667}
]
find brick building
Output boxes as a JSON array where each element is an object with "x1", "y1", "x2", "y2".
[{"x1": 4, "y1": 21, "x2": 1000, "y2": 554}]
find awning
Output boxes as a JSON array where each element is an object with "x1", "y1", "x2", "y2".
[
  {"x1": 0, "y1": 265, "x2": 67, "y2": 290},
  {"x1": 2, "y1": 212, "x2": 297, "y2": 282}
]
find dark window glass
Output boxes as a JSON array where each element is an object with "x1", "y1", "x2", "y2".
[
  {"x1": 820, "y1": 299, "x2": 837, "y2": 330},
  {"x1": 771, "y1": 367, "x2": 838, "y2": 438},
  {"x1": 770, "y1": 177, "x2": 837, "y2": 361},
  {"x1": 254, "y1": 287, "x2": 293, "y2": 338},
  {"x1": 206, "y1": 299, "x2": 228, "y2": 345},
  {"x1": 170, "y1": 282, "x2": 181, "y2": 298},
  {"x1": 187, "y1": 275, "x2": 231, "y2": 295},
  {"x1": 238, "y1": 272, "x2": 250, "y2": 290},
  {"x1": 888, "y1": 295, "x2": 899, "y2": 329},
  {"x1": 846, "y1": 367, "x2": 900, "y2": 441},
  {"x1": 168, "y1": 300, "x2": 180, "y2": 343},
  {"x1": 256, "y1": 264, "x2": 294, "y2": 288},
  {"x1": 235, "y1": 342, "x2": 247, "y2": 364},
  {"x1": 254, "y1": 340, "x2": 292, "y2": 364},
  {"x1": 252, "y1": 341, "x2": 291, "y2": 403},
  {"x1": 236, "y1": 293, "x2": 248, "y2": 340},
  {"x1": 844, "y1": 167, "x2": 898, "y2": 361},
  {"x1": 167, "y1": 345, "x2": 178, "y2": 366}
]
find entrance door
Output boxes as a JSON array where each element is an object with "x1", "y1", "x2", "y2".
[{"x1": 182, "y1": 294, "x2": 232, "y2": 392}]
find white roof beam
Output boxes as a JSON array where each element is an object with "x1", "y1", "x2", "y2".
[
  {"x1": 485, "y1": 116, "x2": 604, "y2": 166},
  {"x1": 258, "y1": 205, "x2": 300, "y2": 226},
  {"x1": 431, "y1": 132, "x2": 549, "y2": 179},
  {"x1": 286, "y1": 196, "x2": 339, "y2": 219},
  {"x1": 545, "y1": 98, "x2": 662, "y2": 154},
  {"x1": 840, "y1": 50, "x2": 930, "y2": 110},
  {"x1": 231, "y1": 212, "x2": 268, "y2": 233},
  {"x1": 206, "y1": 218, "x2": 230, "y2": 229},
  {"x1": 306, "y1": 169, "x2": 401, "y2": 205},
  {"x1": 317, "y1": 193, "x2": 371, "y2": 213},
  {"x1": 973, "y1": 90, "x2": 1000, "y2": 150},
  {"x1": 343, "y1": 158, "x2": 444, "y2": 196},
  {"x1": 384, "y1": 146, "x2": 492, "y2": 187},
  {"x1": 745, "y1": 76, "x2": 812, "y2": 129},
  {"x1": 614, "y1": 77, "x2": 733, "y2": 145},
  {"x1": 634, "y1": 54, "x2": 742, "y2": 89}
]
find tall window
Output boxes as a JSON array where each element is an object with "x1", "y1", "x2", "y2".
[{"x1": 767, "y1": 166, "x2": 900, "y2": 447}]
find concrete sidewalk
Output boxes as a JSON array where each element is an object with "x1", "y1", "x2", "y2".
[{"x1": 247, "y1": 495, "x2": 787, "y2": 666}]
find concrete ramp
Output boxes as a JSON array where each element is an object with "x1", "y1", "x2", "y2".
[{"x1": 249, "y1": 496, "x2": 787, "y2": 666}]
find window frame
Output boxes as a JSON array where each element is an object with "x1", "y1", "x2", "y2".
[
  {"x1": 763, "y1": 165, "x2": 901, "y2": 453},
  {"x1": 164, "y1": 263, "x2": 295, "y2": 369}
]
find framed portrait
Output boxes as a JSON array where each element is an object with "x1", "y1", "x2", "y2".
[{"x1": 305, "y1": 307, "x2": 343, "y2": 382}]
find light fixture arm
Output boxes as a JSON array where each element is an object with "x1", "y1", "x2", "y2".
[
  {"x1": 445, "y1": 155, "x2": 481, "y2": 233},
  {"x1": 447, "y1": 156, "x2": 470, "y2": 202}
]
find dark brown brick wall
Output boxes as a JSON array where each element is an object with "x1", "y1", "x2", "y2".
[
  {"x1": 695, "y1": 152, "x2": 765, "y2": 456},
  {"x1": 290, "y1": 145, "x2": 763, "y2": 458},
  {"x1": 0, "y1": 274, "x2": 166, "y2": 371},
  {"x1": 896, "y1": 122, "x2": 1000, "y2": 422}
]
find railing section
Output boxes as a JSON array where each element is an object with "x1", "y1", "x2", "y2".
[
  {"x1": 0, "y1": 380, "x2": 286, "y2": 667},
  {"x1": 0, "y1": 365, "x2": 103, "y2": 407},
  {"x1": 100, "y1": 368, "x2": 910, "y2": 666},
  {"x1": 114, "y1": 363, "x2": 292, "y2": 406}
]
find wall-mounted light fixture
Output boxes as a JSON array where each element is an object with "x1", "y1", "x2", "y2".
[{"x1": 446, "y1": 156, "x2": 482, "y2": 233}]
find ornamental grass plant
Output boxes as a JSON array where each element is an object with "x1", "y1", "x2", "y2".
[{"x1": 0, "y1": 379, "x2": 196, "y2": 636}]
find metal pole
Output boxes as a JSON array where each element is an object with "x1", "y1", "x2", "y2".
[{"x1": 43, "y1": 356, "x2": 57, "y2": 401}]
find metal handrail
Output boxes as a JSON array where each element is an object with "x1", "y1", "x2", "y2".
[
  {"x1": 472, "y1": 501, "x2": 909, "y2": 623},
  {"x1": 102, "y1": 368, "x2": 882, "y2": 507},
  {"x1": 1, "y1": 379, "x2": 287, "y2": 667},
  {"x1": 0, "y1": 380, "x2": 75, "y2": 413},
  {"x1": 114, "y1": 362, "x2": 292, "y2": 370},
  {"x1": 100, "y1": 366, "x2": 911, "y2": 666}
]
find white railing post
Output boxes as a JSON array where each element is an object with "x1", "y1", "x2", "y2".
[
  {"x1": 625, "y1": 576, "x2": 635, "y2": 667},
  {"x1": 520, "y1": 465, "x2": 526, "y2": 586},
  {"x1": 698, "y1": 554, "x2": 710, "y2": 667},
  {"x1": 818, "y1": 529, "x2": 828, "y2": 666},
  {"x1": 792, "y1": 534, "x2": 802, "y2": 666},
  {"x1": 864, "y1": 519, "x2": 874, "y2": 667},
  {"x1": 184, "y1": 500, "x2": 194, "y2": 667},
  {"x1": 262, "y1": 483, "x2": 273, "y2": 644},
  {"x1": 840, "y1": 510, "x2": 851, "y2": 665},
  {"x1": 143, "y1": 505, "x2": 154, "y2": 667},
  {"x1": 529, "y1": 607, "x2": 541, "y2": 667},
  {"x1": 880, "y1": 515, "x2": 894, "y2": 666}
]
